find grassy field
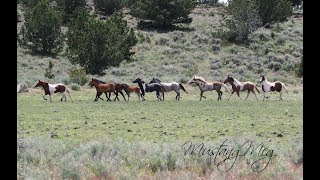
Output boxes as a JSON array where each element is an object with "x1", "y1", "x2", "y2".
[
  {"x1": 17, "y1": 3, "x2": 303, "y2": 178},
  {"x1": 17, "y1": 86, "x2": 303, "y2": 178},
  {"x1": 18, "y1": 86, "x2": 302, "y2": 144}
]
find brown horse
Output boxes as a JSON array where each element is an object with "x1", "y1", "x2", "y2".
[
  {"x1": 188, "y1": 76, "x2": 230, "y2": 101},
  {"x1": 35, "y1": 80, "x2": 73, "y2": 102},
  {"x1": 122, "y1": 83, "x2": 142, "y2": 101},
  {"x1": 223, "y1": 76, "x2": 260, "y2": 100},
  {"x1": 259, "y1": 75, "x2": 288, "y2": 101},
  {"x1": 88, "y1": 78, "x2": 116, "y2": 101}
]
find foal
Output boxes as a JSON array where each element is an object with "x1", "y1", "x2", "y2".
[
  {"x1": 223, "y1": 76, "x2": 260, "y2": 100},
  {"x1": 89, "y1": 78, "x2": 116, "y2": 101},
  {"x1": 122, "y1": 83, "x2": 142, "y2": 101},
  {"x1": 259, "y1": 75, "x2": 288, "y2": 101},
  {"x1": 149, "y1": 78, "x2": 188, "y2": 101},
  {"x1": 188, "y1": 76, "x2": 230, "y2": 101},
  {"x1": 35, "y1": 80, "x2": 73, "y2": 102}
]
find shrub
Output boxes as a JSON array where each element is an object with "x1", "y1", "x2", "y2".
[
  {"x1": 70, "y1": 83, "x2": 81, "y2": 91},
  {"x1": 131, "y1": 0, "x2": 196, "y2": 28},
  {"x1": 68, "y1": 67, "x2": 89, "y2": 85},
  {"x1": 44, "y1": 61, "x2": 55, "y2": 79},
  {"x1": 223, "y1": 0, "x2": 262, "y2": 44},
  {"x1": 257, "y1": 0, "x2": 292, "y2": 25},
  {"x1": 18, "y1": 0, "x2": 63, "y2": 55},
  {"x1": 66, "y1": 9, "x2": 138, "y2": 74},
  {"x1": 94, "y1": 0, "x2": 124, "y2": 16},
  {"x1": 55, "y1": 0, "x2": 86, "y2": 24}
]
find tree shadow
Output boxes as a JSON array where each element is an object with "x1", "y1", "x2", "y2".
[{"x1": 137, "y1": 20, "x2": 195, "y2": 33}]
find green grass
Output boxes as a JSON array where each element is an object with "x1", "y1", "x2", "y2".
[
  {"x1": 18, "y1": 87, "x2": 302, "y2": 144},
  {"x1": 17, "y1": 88, "x2": 303, "y2": 178}
]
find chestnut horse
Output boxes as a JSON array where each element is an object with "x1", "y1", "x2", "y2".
[
  {"x1": 122, "y1": 83, "x2": 142, "y2": 101},
  {"x1": 188, "y1": 76, "x2": 230, "y2": 101},
  {"x1": 259, "y1": 75, "x2": 288, "y2": 101},
  {"x1": 88, "y1": 78, "x2": 116, "y2": 101},
  {"x1": 223, "y1": 76, "x2": 260, "y2": 100},
  {"x1": 35, "y1": 80, "x2": 73, "y2": 102}
]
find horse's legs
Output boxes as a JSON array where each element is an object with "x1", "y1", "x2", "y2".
[
  {"x1": 200, "y1": 91, "x2": 206, "y2": 101},
  {"x1": 113, "y1": 91, "x2": 119, "y2": 101},
  {"x1": 279, "y1": 91, "x2": 283, "y2": 100},
  {"x1": 216, "y1": 91, "x2": 220, "y2": 100},
  {"x1": 119, "y1": 90, "x2": 126, "y2": 101},
  {"x1": 162, "y1": 91, "x2": 165, "y2": 101},
  {"x1": 42, "y1": 94, "x2": 47, "y2": 101},
  {"x1": 176, "y1": 91, "x2": 180, "y2": 101},
  {"x1": 252, "y1": 91, "x2": 259, "y2": 100},
  {"x1": 61, "y1": 93, "x2": 64, "y2": 101},
  {"x1": 95, "y1": 92, "x2": 102, "y2": 101},
  {"x1": 49, "y1": 94, "x2": 52, "y2": 102},
  {"x1": 228, "y1": 91, "x2": 235, "y2": 100},
  {"x1": 263, "y1": 92, "x2": 268, "y2": 101},
  {"x1": 67, "y1": 92, "x2": 73, "y2": 102},
  {"x1": 236, "y1": 91, "x2": 243, "y2": 100},
  {"x1": 244, "y1": 91, "x2": 250, "y2": 100},
  {"x1": 106, "y1": 92, "x2": 112, "y2": 101}
]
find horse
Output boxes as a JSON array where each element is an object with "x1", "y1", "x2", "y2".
[
  {"x1": 35, "y1": 80, "x2": 73, "y2": 102},
  {"x1": 259, "y1": 75, "x2": 288, "y2": 101},
  {"x1": 88, "y1": 78, "x2": 116, "y2": 101},
  {"x1": 223, "y1": 76, "x2": 260, "y2": 100},
  {"x1": 149, "y1": 78, "x2": 188, "y2": 100},
  {"x1": 132, "y1": 78, "x2": 165, "y2": 101},
  {"x1": 188, "y1": 76, "x2": 230, "y2": 101},
  {"x1": 122, "y1": 83, "x2": 142, "y2": 101},
  {"x1": 89, "y1": 78, "x2": 126, "y2": 101}
]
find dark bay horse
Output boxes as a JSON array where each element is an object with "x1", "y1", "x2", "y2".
[
  {"x1": 259, "y1": 75, "x2": 288, "y2": 101},
  {"x1": 35, "y1": 80, "x2": 73, "y2": 102},
  {"x1": 188, "y1": 76, "x2": 230, "y2": 101},
  {"x1": 223, "y1": 76, "x2": 260, "y2": 100},
  {"x1": 149, "y1": 78, "x2": 188, "y2": 100},
  {"x1": 122, "y1": 83, "x2": 142, "y2": 101},
  {"x1": 90, "y1": 78, "x2": 126, "y2": 101},
  {"x1": 89, "y1": 78, "x2": 116, "y2": 101},
  {"x1": 133, "y1": 78, "x2": 165, "y2": 101}
]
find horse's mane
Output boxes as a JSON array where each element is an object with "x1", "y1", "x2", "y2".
[
  {"x1": 92, "y1": 78, "x2": 106, "y2": 84},
  {"x1": 192, "y1": 76, "x2": 206, "y2": 82}
]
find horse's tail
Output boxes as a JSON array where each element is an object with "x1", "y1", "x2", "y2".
[
  {"x1": 221, "y1": 83, "x2": 230, "y2": 94},
  {"x1": 65, "y1": 86, "x2": 73, "y2": 102},
  {"x1": 179, "y1": 83, "x2": 188, "y2": 93},
  {"x1": 254, "y1": 85, "x2": 260, "y2": 94},
  {"x1": 282, "y1": 83, "x2": 289, "y2": 93}
]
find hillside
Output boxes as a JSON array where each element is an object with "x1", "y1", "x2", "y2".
[{"x1": 17, "y1": 5, "x2": 303, "y2": 87}]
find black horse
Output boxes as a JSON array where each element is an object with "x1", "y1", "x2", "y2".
[{"x1": 132, "y1": 78, "x2": 165, "y2": 101}]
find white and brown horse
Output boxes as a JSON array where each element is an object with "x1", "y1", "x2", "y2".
[
  {"x1": 223, "y1": 76, "x2": 260, "y2": 100},
  {"x1": 35, "y1": 80, "x2": 73, "y2": 102},
  {"x1": 188, "y1": 76, "x2": 230, "y2": 101},
  {"x1": 259, "y1": 75, "x2": 288, "y2": 101}
]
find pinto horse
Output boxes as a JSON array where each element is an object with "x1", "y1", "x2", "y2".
[
  {"x1": 188, "y1": 76, "x2": 230, "y2": 101},
  {"x1": 122, "y1": 83, "x2": 142, "y2": 101},
  {"x1": 133, "y1": 78, "x2": 165, "y2": 101},
  {"x1": 35, "y1": 80, "x2": 73, "y2": 102},
  {"x1": 259, "y1": 75, "x2": 288, "y2": 101},
  {"x1": 223, "y1": 76, "x2": 260, "y2": 100},
  {"x1": 149, "y1": 78, "x2": 188, "y2": 100},
  {"x1": 89, "y1": 78, "x2": 116, "y2": 101}
]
